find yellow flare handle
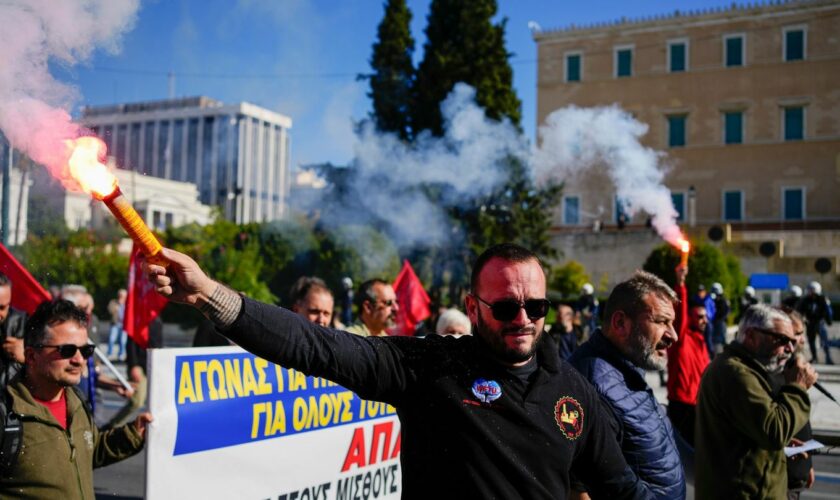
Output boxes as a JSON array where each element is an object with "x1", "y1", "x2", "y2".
[{"x1": 102, "y1": 188, "x2": 166, "y2": 265}]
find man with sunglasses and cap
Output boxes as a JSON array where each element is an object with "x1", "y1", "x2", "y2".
[
  {"x1": 345, "y1": 279, "x2": 399, "y2": 336},
  {"x1": 0, "y1": 300, "x2": 151, "y2": 499},
  {"x1": 144, "y1": 243, "x2": 648, "y2": 499},
  {"x1": 694, "y1": 303, "x2": 816, "y2": 499},
  {"x1": 569, "y1": 271, "x2": 685, "y2": 499}
]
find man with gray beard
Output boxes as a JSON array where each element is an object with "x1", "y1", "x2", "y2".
[
  {"x1": 569, "y1": 271, "x2": 684, "y2": 500},
  {"x1": 695, "y1": 304, "x2": 817, "y2": 499}
]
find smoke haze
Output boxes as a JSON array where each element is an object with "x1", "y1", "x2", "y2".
[
  {"x1": 321, "y1": 89, "x2": 681, "y2": 251},
  {"x1": 0, "y1": 0, "x2": 139, "y2": 189}
]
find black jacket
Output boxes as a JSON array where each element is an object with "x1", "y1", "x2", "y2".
[
  {"x1": 0, "y1": 308, "x2": 26, "y2": 389},
  {"x1": 223, "y1": 298, "x2": 649, "y2": 499}
]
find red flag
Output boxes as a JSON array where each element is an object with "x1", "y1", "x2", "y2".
[
  {"x1": 0, "y1": 243, "x2": 51, "y2": 315},
  {"x1": 392, "y1": 260, "x2": 431, "y2": 336},
  {"x1": 124, "y1": 245, "x2": 168, "y2": 348}
]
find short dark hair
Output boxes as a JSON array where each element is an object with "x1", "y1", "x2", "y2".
[
  {"x1": 0, "y1": 272, "x2": 10, "y2": 288},
  {"x1": 25, "y1": 300, "x2": 89, "y2": 347},
  {"x1": 604, "y1": 271, "x2": 678, "y2": 323},
  {"x1": 289, "y1": 276, "x2": 332, "y2": 306},
  {"x1": 470, "y1": 243, "x2": 541, "y2": 293},
  {"x1": 355, "y1": 279, "x2": 389, "y2": 309}
]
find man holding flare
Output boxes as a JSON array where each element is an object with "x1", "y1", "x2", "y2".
[{"x1": 145, "y1": 243, "x2": 651, "y2": 499}]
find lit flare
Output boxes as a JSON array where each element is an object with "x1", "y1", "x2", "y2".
[
  {"x1": 66, "y1": 136, "x2": 164, "y2": 264},
  {"x1": 677, "y1": 237, "x2": 690, "y2": 267}
]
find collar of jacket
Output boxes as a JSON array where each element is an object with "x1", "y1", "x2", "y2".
[
  {"x1": 7, "y1": 375, "x2": 85, "y2": 428},
  {"x1": 722, "y1": 341, "x2": 773, "y2": 382},
  {"x1": 587, "y1": 329, "x2": 648, "y2": 385}
]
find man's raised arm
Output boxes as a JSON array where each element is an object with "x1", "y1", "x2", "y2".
[{"x1": 145, "y1": 247, "x2": 413, "y2": 403}]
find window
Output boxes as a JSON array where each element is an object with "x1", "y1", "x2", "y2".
[
  {"x1": 563, "y1": 196, "x2": 580, "y2": 225},
  {"x1": 784, "y1": 26, "x2": 806, "y2": 61},
  {"x1": 671, "y1": 192, "x2": 685, "y2": 222},
  {"x1": 615, "y1": 197, "x2": 631, "y2": 225},
  {"x1": 668, "y1": 40, "x2": 688, "y2": 73},
  {"x1": 724, "y1": 34, "x2": 745, "y2": 67},
  {"x1": 615, "y1": 46, "x2": 633, "y2": 77},
  {"x1": 565, "y1": 52, "x2": 582, "y2": 82},
  {"x1": 668, "y1": 115, "x2": 687, "y2": 148},
  {"x1": 783, "y1": 106, "x2": 804, "y2": 141},
  {"x1": 782, "y1": 187, "x2": 805, "y2": 220},
  {"x1": 724, "y1": 111, "x2": 743, "y2": 144},
  {"x1": 723, "y1": 190, "x2": 743, "y2": 221}
]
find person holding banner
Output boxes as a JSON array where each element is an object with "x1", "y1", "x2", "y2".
[
  {"x1": 0, "y1": 300, "x2": 150, "y2": 499},
  {"x1": 146, "y1": 243, "x2": 649, "y2": 499}
]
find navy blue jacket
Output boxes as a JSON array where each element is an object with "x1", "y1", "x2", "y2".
[{"x1": 569, "y1": 330, "x2": 686, "y2": 500}]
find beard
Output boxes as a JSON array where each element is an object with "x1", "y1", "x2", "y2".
[
  {"x1": 626, "y1": 323, "x2": 668, "y2": 371},
  {"x1": 755, "y1": 345, "x2": 790, "y2": 374},
  {"x1": 473, "y1": 312, "x2": 541, "y2": 365}
]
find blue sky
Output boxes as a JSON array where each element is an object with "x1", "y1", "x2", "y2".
[{"x1": 59, "y1": 0, "x2": 745, "y2": 171}]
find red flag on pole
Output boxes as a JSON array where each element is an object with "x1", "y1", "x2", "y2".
[
  {"x1": 124, "y1": 245, "x2": 168, "y2": 348},
  {"x1": 0, "y1": 243, "x2": 51, "y2": 315},
  {"x1": 392, "y1": 260, "x2": 430, "y2": 336}
]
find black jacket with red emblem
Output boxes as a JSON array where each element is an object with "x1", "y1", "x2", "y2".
[{"x1": 222, "y1": 297, "x2": 650, "y2": 500}]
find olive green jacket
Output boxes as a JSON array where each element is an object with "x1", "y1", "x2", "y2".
[
  {"x1": 695, "y1": 342, "x2": 810, "y2": 499},
  {"x1": 0, "y1": 377, "x2": 145, "y2": 499}
]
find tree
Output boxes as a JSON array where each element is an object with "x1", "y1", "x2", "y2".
[
  {"x1": 412, "y1": 0, "x2": 521, "y2": 136},
  {"x1": 464, "y1": 159, "x2": 561, "y2": 261},
  {"x1": 364, "y1": 0, "x2": 415, "y2": 141},
  {"x1": 16, "y1": 230, "x2": 129, "y2": 317},
  {"x1": 549, "y1": 260, "x2": 590, "y2": 300},
  {"x1": 165, "y1": 217, "x2": 276, "y2": 304}
]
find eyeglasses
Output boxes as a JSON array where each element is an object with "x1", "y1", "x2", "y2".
[
  {"x1": 753, "y1": 328, "x2": 796, "y2": 348},
  {"x1": 473, "y1": 295, "x2": 551, "y2": 322},
  {"x1": 35, "y1": 343, "x2": 96, "y2": 359},
  {"x1": 379, "y1": 299, "x2": 397, "y2": 307}
]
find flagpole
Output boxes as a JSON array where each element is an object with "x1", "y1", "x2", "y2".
[{"x1": 95, "y1": 346, "x2": 132, "y2": 391}]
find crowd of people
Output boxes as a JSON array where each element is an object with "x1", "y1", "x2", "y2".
[{"x1": 0, "y1": 243, "x2": 834, "y2": 498}]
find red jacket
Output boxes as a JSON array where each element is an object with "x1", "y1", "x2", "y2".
[{"x1": 667, "y1": 283, "x2": 710, "y2": 405}]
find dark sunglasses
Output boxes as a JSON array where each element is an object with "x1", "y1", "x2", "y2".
[
  {"x1": 35, "y1": 343, "x2": 96, "y2": 359},
  {"x1": 474, "y1": 295, "x2": 551, "y2": 322},
  {"x1": 753, "y1": 327, "x2": 796, "y2": 348}
]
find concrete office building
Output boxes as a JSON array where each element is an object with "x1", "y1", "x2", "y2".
[
  {"x1": 80, "y1": 96, "x2": 292, "y2": 224},
  {"x1": 534, "y1": 0, "x2": 840, "y2": 291}
]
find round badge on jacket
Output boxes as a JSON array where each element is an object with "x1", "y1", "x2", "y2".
[
  {"x1": 471, "y1": 378, "x2": 502, "y2": 403},
  {"x1": 554, "y1": 396, "x2": 584, "y2": 440}
]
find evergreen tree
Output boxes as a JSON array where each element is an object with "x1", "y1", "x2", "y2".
[
  {"x1": 365, "y1": 0, "x2": 415, "y2": 140},
  {"x1": 412, "y1": 0, "x2": 521, "y2": 136}
]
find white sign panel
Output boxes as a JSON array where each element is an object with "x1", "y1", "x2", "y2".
[{"x1": 146, "y1": 346, "x2": 402, "y2": 499}]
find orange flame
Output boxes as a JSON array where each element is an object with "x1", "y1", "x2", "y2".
[
  {"x1": 65, "y1": 136, "x2": 117, "y2": 198},
  {"x1": 677, "y1": 237, "x2": 690, "y2": 266},
  {"x1": 63, "y1": 136, "x2": 164, "y2": 264}
]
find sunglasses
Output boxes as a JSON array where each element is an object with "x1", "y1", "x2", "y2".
[
  {"x1": 753, "y1": 328, "x2": 796, "y2": 348},
  {"x1": 474, "y1": 295, "x2": 551, "y2": 322},
  {"x1": 35, "y1": 343, "x2": 96, "y2": 359}
]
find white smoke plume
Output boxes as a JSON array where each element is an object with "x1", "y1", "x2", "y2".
[
  {"x1": 331, "y1": 89, "x2": 681, "y2": 250},
  {"x1": 338, "y1": 83, "x2": 528, "y2": 246},
  {"x1": 533, "y1": 105, "x2": 682, "y2": 245},
  {"x1": 0, "y1": 0, "x2": 139, "y2": 189}
]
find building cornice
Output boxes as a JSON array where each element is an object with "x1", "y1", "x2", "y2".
[{"x1": 533, "y1": 0, "x2": 838, "y2": 42}]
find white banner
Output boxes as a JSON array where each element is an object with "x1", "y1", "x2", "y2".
[{"x1": 146, "y1": 346, "x2": 402, "y2": 499}]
